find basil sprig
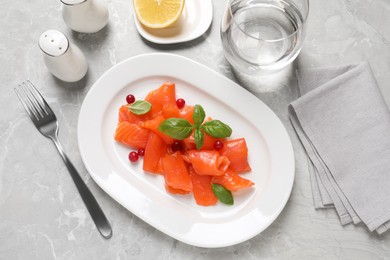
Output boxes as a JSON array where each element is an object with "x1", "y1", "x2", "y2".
[
  {"x1": 158, "y1": 104, "x2": 232, "y2": 149},
  {"x1": 193, "y1": 105, "x2": 205, "y2": 126},
  {"x1": 212, "y1": 184, "x2": 234, "y2": 205},
  {"x1": 127, "y1": 100, "x2": 151, "y2": 115},
  {"x1": 203, "y1": 120, "x2": 232, "y2": 138},
  {"x1": 194, "y1": 127, "x2": 204, "y2": 150},
  {"x1": 158, "y1": 118, "x2": 193, "y2": 140}
]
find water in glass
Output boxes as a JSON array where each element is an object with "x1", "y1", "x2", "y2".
[{"x1": 221, "y1": 0, "x2": 309, "y2": 74}]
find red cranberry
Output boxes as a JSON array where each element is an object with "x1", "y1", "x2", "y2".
[
  {"x1": 214, "y1": 140, "x2": 224, "y2": 150},
  {"x1": 126, "y1": 94, "x2": 135, "y2": 104},
  {"x1": 128, "y1": 151, "x2": 139, "y2": 162},
  {"x1": 171, "y1": 141, "x2": 183, "y2": 152},
  {"x1": 176, "y1": 98, "x2": 185, "y2": 109},
  {"x1": 137, "y1": 148, "x2": 145, "y2": 156}
]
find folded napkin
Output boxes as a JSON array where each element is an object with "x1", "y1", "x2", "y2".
[{"x1": 289, "y1": 62, "x2": 390, "y2": 234}]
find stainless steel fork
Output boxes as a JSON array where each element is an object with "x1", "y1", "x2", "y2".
[{"x1": 15, "y1": 81, "x2": 112, "y2": 239}]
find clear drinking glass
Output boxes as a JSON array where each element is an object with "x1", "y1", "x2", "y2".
[{"x1": 221, "y1": 0, "x2": 309, "y2": 75}]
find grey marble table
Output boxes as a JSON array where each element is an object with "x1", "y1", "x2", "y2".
[{"x1": 2, "y1": 0, "x2": 390, "y2": 259}]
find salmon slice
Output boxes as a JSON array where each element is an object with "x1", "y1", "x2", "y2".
[
  {"x1": 183, "y1": 117, "x2": 223, "y2": 150},
  {"x1": 212, "y1": 170, "x2": 254, "y2": 191},
  {"x1": 165, "y1": 185, "x2": 191, "y2": 195},
  {"x1": 162, "y1": 152, "x2": 192, "y2": 194},
  {"x1": 114, "y1": 121, "x2": 150, "y2": 149},
  {"x1": 183, "y1": 131, "x2": 224, "y2": 150},
  {"x1": 162, "y1": 103, "x2": 194, "y2": 124},
  {"x1": 189, "y1": 167, "x2": 218, "y2": 206},
  {"x1": 140, "y1": 114, "x2": 174, "y2": 145},
  {"x1": 145, "y1": 82, "x2": 176, "y2": 118},
  {"x1": 118, "y1": 105, "x2": 133, "y2": 123},
  {"x1": 143, "y1": 132, "x2": 168, "y2": 174},
  {"x1": 183, "y1": 150, "x2": 230, "y2": 176},
  {"x1": 220, "y1": 138, "x2": 251, "y2": 173},
  {"x1": 118, "y1": 105, "x2": 149, "y2": 123}
]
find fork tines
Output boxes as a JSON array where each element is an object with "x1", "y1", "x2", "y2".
[{"x1": 15, "y1": 81, "x2": 50, "y2": 121}]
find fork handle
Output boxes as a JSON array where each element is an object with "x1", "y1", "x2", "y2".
[{"x1": 51, "y1": 136, "x2": 112, "y2": 239}]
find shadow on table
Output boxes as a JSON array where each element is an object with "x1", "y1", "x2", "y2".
[
  {"x1": 51, "y1": 70, "x2": 90, "y2": 91},
  {"x1": 231, "y1": 59, "x2": 300, "y2": 93},
  {"x1": 70, "y1": 23, "x2": 111, "y2": 48},
  {"x1": 225, "y1": 57, "x2": 302, "y2": 111},
  {"x1": 140, "y1": 21, "x2": 212, "y2": 51}
]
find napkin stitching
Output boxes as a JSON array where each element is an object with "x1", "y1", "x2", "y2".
[
  {"x1": 292, "y1": 62, "x2": 390, "y2": 234},
  {"x1": 306, "y1": 129, "x2": 362, "y2": 224},
  {"x1": 289, "y1": 105, "x2": 354, "y2": 224},
  {"x1": 366, "y1": 213, "x2": 390, "y2": 231},
  {"x1": 376, "y1": 222, "x2": 389, "y2": 234}
]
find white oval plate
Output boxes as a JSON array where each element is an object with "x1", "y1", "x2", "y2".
[
  {"x1": 78, "y1": 53, "x2": 294, "y2": 248},
  {"x1": 132, "y1": 0, "x2": 213, "y2": 44}
]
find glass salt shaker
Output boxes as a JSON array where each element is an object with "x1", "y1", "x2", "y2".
[
  {"x1": 39, "y1": 30, "x2": 88, "y2": 82},
  {"x1": 61, "y1": 0, "x2": 109, "y2": 33}
]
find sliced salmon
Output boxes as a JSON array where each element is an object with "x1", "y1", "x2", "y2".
[
  {"x1": 165, "y1": 185, "x2": 191, "y2": 195},
  {"x1": 212, "y1": 170, "x2": 254, "y2": 191},
  {"x1": 118, "y1": 105, "x2": 133, "y2": 123},
  {"x1": 143, "y1": 132, "x2": 168, "y2": 174},
  {"x1": 220, "y1": 138, "x2": 251, "y2": 173},
  {"x1": 183, "y1": 117, "x2": 223, "y2": 150},
  {"x1": 162, "y1": 103, "x2": 194, "y2": 124},
  {"x1": 115, "y1": 82, "x2": 254, "y2": 206},
  {"x1": 114, "y1": 121, "x2": 150, "y2": 149},
  {"x1": 118, "y1": 105, "x2": 150, "y2": 123},
  {"x1": 140, "y1": 114, "x2": 174, "y2": 145},
  {"x1": 145, "y1": 82, "x2": 176, "y2": 118},
  {"x1": 183, "y1": 131, "x2": 224, "y2": 150},
  {"x1": 183, "y1": 150, "x2": 229, "y2": 176},
  {"x1": 162, "y1": 152, "x2": 192, "y2": 194},
  {"x1": 189, "y1": 167, "x2": 218, "y2": 206}
]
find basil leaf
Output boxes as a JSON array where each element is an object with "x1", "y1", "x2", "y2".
[
  {"x1": 212, "y1": 184, "x2": 234, "y2": 205},
  {"x1": 193, "y1": 104, "x2": 205, "y2": 126},
  {"x1": 128, "y1": 100, "x2": 151, "y2": 115},
  {"x1": 158, "y1": 118, "x2": 193, "y2": 140},
  {"x1": 203, "y1": 120, "x2": 232, "y2": 138},
  {"x1": 194, "y1": 127, "x2": 204, "y2": 150}
]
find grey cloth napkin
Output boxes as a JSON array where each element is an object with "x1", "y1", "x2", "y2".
[{"x1": 289, "y1": 62, "x2": 390, "y2": 234}]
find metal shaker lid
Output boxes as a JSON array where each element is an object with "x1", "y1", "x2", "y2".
[{"x1": 38, "y1": 30, "x2": 69, "y2": 57}]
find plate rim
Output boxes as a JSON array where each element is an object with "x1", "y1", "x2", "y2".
[
  {"x1": 132, "y1": 0, "x2": 213, "y2": 44},
  {"x1": 77, "y1": 53, "x2": 295, "y2": 248}
]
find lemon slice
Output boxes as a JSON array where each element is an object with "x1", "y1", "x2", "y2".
[{"x1": 133, "y1": 0, "x2": 185, "y2": 29}]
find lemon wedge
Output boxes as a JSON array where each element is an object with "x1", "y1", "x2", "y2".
[{"x1": 133, "y1": 0, "x2": 185, "y2": 29}]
